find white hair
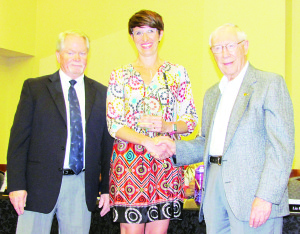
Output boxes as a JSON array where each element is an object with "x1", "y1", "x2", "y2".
[
  {"x1": 56, "y1": 30, "x2": 90, "y2": 52},
  {"x1": 209, "y1": 23, "x2": 247, "y2": 46}
]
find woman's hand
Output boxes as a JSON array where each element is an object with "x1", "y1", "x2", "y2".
[
  {"x1": 154, "y1": 136, "x2": 176, "y2": 159},
  {"x1": 138, "y1": 115, "x2": 171, "y2": 133}
]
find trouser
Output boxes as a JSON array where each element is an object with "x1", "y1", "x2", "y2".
[
  {"x1": 203, "y1": 164, "x2": 283, "y2": 234},
  {"x1": 16, "y1": 171, "x2": 91, "y2": 234}
]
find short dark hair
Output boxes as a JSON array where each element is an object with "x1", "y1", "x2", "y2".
[{"x1": 128, "y1": 10, "x2": 164, "y2": 35}]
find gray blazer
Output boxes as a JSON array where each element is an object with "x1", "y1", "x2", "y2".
[{"x1": 175, "y1": 64, "x2": 295, "y2": 222}]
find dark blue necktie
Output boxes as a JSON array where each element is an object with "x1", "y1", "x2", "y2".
[{"x1": 68, "y1": 80, "x2": 83, "y2": 175}]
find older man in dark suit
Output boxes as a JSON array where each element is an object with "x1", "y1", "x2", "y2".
[{"x1": 7, "y1": 30, "x2": 114, "y2": 234}]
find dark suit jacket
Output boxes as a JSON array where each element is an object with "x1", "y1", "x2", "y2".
[{"x1": 7, "y1": 71, "x2": 114, "y2": 213}]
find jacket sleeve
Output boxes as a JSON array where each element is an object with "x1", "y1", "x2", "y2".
[
  {"x1": 173, "y1": 136, "x2": 205, "y2": 167},
  {"x1": 7, "y1": 79, "x2": 33, "y2": 193},
  {"x1": 256, "y1": 75, "x2": 295, "y2": 204}
]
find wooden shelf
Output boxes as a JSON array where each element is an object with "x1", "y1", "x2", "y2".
[
  {"x1": 0, "y1": 165, "x2": 6, "y2": 172},
  {"x1": 290, "y1": 169, "x2": 300, "y2": 178}
]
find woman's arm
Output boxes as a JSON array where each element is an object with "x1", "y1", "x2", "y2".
[{"x1": 138, "y1": 117, "x2": 187, "y2": 134}]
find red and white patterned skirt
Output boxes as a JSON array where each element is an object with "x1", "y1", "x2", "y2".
[{"x1": 109, "y1": 139, "x2": 184, "y2": 223}]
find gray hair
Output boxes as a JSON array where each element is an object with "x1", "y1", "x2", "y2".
[
  {"x1": 209, "y1": 23, "x2": 247, "y2": 46},
  {"x1": 56, "y1": 30, "x2": 90, "y2": 52}
]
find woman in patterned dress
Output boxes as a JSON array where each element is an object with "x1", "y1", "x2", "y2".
[{"x1": 106, "y1": 9, "x2": 198, "y2": 234}]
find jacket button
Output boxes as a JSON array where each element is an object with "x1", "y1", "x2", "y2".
[
  {"x1": 61, "y1": 146, "x2": 65, "y2": 150},
  {"x1": 58, "y1": 168, "x2": 63, "y2": 171}
]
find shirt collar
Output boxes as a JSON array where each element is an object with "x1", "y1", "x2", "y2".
[
  {"x1": 219, "y1": 61, "x2": 249, "y2": 94},
  {"x1": 59, "y1": 69, "x2": 84, "y2": 86}
]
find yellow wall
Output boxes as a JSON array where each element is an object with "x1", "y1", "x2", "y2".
[
  {"x1": 0, "y1": 0, "x2": 299, "y2": 168},
  {"x1": 0, "y1": 0, "x2": 37, "y2": 162},
  {"x1": 0, "y1": 0, "x2": 36, "y2": 56},
  {"x1": 0, "y1": 57, "x2": 8, "y2": 160},
  {"x1": 0, "y1": 57, "x2": 35, "y2": 163},
  {"x1": 286, "y1": 0, "x2": 300, "y2": 168}
]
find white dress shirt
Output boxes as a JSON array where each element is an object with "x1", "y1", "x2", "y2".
[
  {"x1": 209, "y1": 62, "x2": 249, "y2": 156},
  {"x1": 59, "y1": 70, "x2": 86, "y2": 169}
]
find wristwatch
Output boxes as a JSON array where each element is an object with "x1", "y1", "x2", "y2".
[{"x1": 170, "y1": 123, "x2": 177, "y2": 135}]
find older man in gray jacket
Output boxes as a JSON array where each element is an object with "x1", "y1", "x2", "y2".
[{"x1": 157, "y1": 24, "x2": 294, "y2": 233}]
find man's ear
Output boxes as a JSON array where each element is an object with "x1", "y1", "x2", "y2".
[
  {"x1": 56, "y1": 51, "x2": 60, "y2": 63},
  {"x1": 243, "y1": 40, "x2": 249, "y2": 55}
]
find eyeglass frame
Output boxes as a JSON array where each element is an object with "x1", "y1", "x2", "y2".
[
  {"x1": 210, "y1": 40, "x2": 245, "y2": 54},
  {"x1": 131, "y1": 28, "x2": 158, "y2": 38}
]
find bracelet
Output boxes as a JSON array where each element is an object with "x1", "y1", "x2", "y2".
[{"x1": 170, "y1": 123, "x2": 177, "y2": 135}]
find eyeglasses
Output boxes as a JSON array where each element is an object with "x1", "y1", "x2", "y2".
[
  {"x1": 211, "y1": 40, "x2": 245, "y2": 54},
  {"x1": 132, "y1": 28, "x2": 158, "y2": 38}
]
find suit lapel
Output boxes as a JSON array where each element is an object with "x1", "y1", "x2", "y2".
[
  {"x1": 47, "y1": 71, "x2": 67, "y2": 124},
  {"x1": 84, "y1": 76, "x2": 96, "y2": 122},
  {"x1": 223, "y1": 64, "x2": 257, "y2": 155},
  {"x1": 47, "y1": 74, "x2": 97, "y2": 125}
]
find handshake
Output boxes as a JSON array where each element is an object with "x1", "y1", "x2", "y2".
[{"x1": 146, "y1": 136, "x2": 176, "y2": 161}]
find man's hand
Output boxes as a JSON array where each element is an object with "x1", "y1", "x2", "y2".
[
  {"x1": 155, "y1": 136, "x2": 176, "y2": 160},
  {"x1": 9, "y1": 190, "x2": 27, "y2": 215},
  {"x1": 98, "y1": 193, "x2": 110, "y2": 217},
  {"x1": 249, "y1": 197, "x2": 272, "y2": 228},
  {"x1": 143, "y1": 137, "x2": 173, "y2": 160}
]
